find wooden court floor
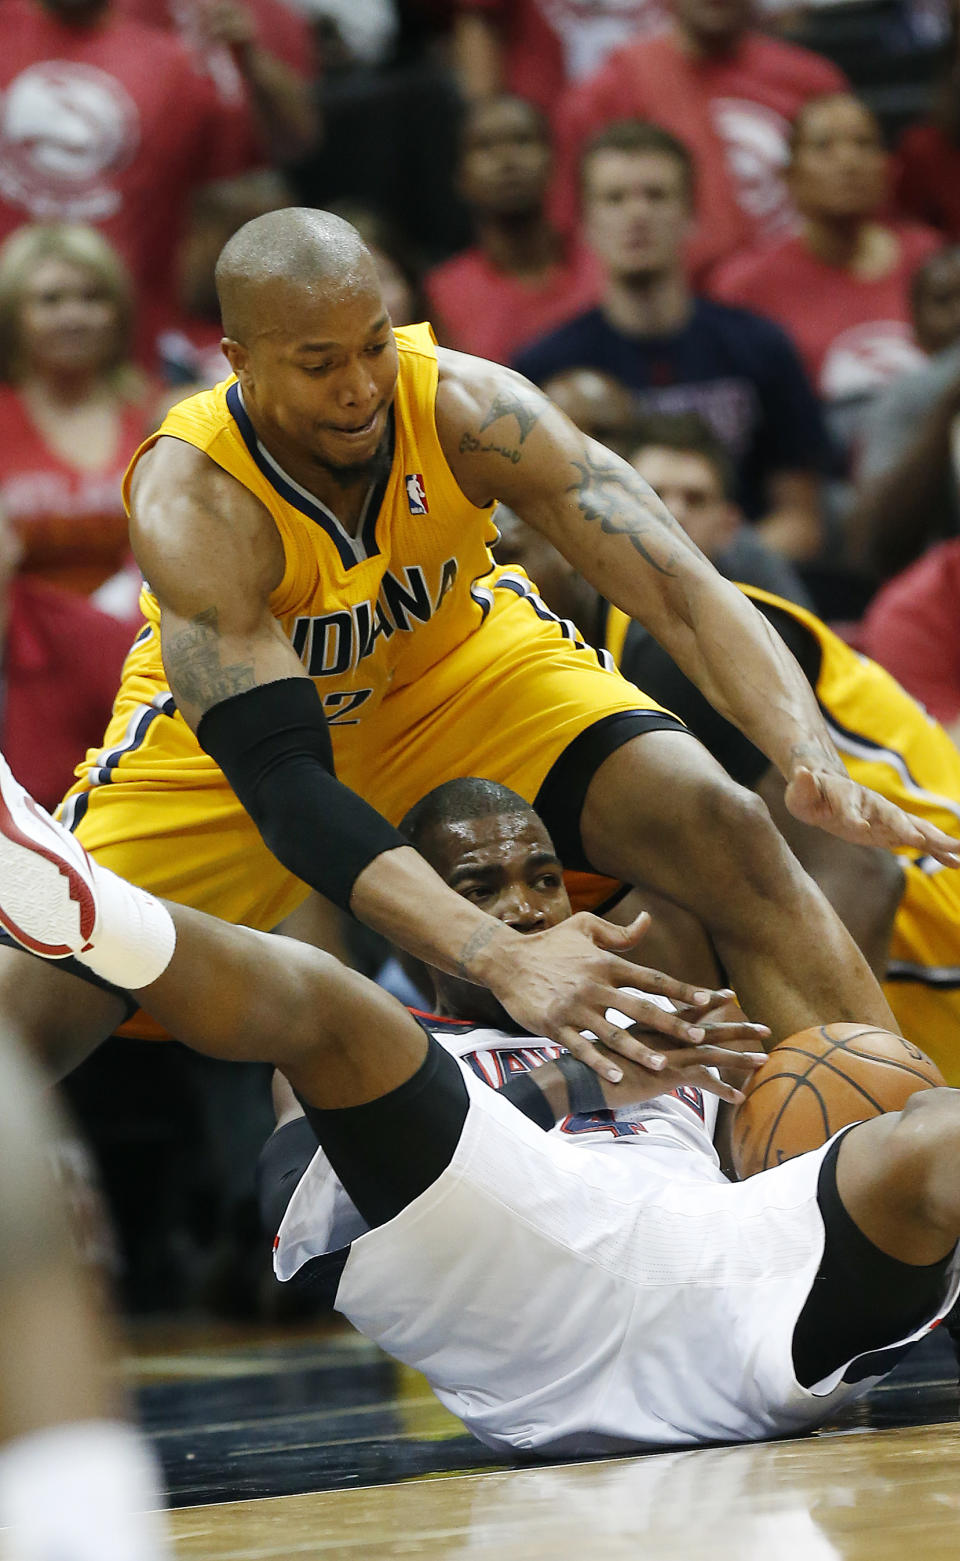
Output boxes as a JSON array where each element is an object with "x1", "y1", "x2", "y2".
[{"x1": 126, "y1": 1317, "x2": 960, "y2": 1559}]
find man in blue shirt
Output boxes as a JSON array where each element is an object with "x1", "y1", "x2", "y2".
[{"x1": 515, "y1": 120, "x2": 830, "y2": 561}]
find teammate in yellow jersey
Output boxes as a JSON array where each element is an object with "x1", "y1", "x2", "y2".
[
  {"x1": 496, "y1": 501, "x2": 960, "y2": 1085},
  {"x1": 4, "y1": 206, "x2": 958, "y2": 1086}
]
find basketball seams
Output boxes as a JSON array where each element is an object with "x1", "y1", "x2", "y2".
[
  {"x1": 732, "y1": 1023, "x2": 943, "y2": 1177},
  {"x1": 756, "y1": 1075, "x2": 830, "y2": 1170}
]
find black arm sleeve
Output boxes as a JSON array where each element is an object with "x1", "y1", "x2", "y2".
[
  {"x1": 618, "y1": 601, "x2": 823, "y2": 790},
  {"x1": 196, "y1": 677, "x2": 406, "y2": 911}
]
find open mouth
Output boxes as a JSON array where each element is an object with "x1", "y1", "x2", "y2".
[{"x1": 330, "y1": 410, "x2": 380, "y2": 439}]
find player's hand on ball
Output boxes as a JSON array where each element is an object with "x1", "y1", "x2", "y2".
[
  {"x1": 594, "y1": 1036, "x2": 766, "y2": 1109},
  {"x1": 785, "y1": 766, "x2": 960, "y2": 866},
  {"x1": 492, "y1": 910, "x2": 769, "y2": 1083}
]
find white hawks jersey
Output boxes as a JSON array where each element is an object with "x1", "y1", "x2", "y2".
[{"x1": 275, "y1": 1001, "x2": 724, "y2": 1270}]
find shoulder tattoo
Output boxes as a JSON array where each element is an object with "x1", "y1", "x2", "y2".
[{"x1": 458, "y1": 385, "x2": 545, "y2": 465}]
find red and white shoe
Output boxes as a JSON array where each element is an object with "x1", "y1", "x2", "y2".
[{"x1": 0, "y1": 753, "x2": 98, "y2": 959}]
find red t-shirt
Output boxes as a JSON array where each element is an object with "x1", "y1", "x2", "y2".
[
  {"x1": 115, "y1": 0, "x2": 314, "y2": 84},
  {"x1": 0, "y1": 387, "x2": 148, "y2": 597},
  {"x1": 0, "y1": 2, "x2": 260, "y2": 351},
  {"x1": 893, "y1": 123, "x2": 960, "y2": 242},
  {"x1": 711, "y1": 226, "x2": 941, "y2": 402},
  {"x1": 860, "y1": 539, "x2": 960, "y2": 723},
  {"x1": 2, "y1": 576, "x2": 134, "y2": 812},
  {"x1": 425, "y1": 240, "x2": 603, "y2": 364},
  {"x1": 456, "y1": 0, "x2": 666, "y2": 118},
  {"x1": 552, "y1": 29, "x2": 847, "y2": 278}
]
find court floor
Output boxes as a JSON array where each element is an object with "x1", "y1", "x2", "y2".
[{"x1": 127, "y1": 1315, "x2": 960, "y2": 1558}]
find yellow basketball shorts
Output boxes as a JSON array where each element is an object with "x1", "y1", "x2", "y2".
[
  {"x1": 60, "y1": 582, "x2": 675, "y2": 933},
  {"x1": 884, "y1": 859, "x2": 960, "y2": 1086}
]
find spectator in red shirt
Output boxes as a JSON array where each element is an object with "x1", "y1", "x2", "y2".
[
  {"x1": 894, "y1": 15, "x2": 960, "y2": 243},
  {"x1": 452, "y1": 1, "x2": 665, "y2": 123},
  {"x1": 0, "y1": 223, "x2": 155, "y2": 606},
  {"x1": 712, "y1": 94, "x2": 941, "y2": 470},
  {"x1": 0, "y1": 1, "x2": 314, "y2": 356},
  {"x1": 157, "y1": 169, "x2": 294, "y2": 388},
  {"x1": 426, "y1": 96, "x2": 602, "y2": 364},
  {"x1": 115, "y1": 0, "x2": 317, "y2": 161},
  {"x1": 0, "y1": 500, "x2": 133, "y2": 812},
  {"x1": 551, "y1": 0, "x2": 847, "y2": 278},
  {"x1": 860, "y1": 538, "x2": 960, "y2": 742}
]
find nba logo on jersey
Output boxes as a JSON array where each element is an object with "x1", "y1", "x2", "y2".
[{"x1": 405, "y1": 473, "x2": 429, "y2": 514}]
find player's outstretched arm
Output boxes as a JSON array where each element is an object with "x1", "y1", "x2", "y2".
[
  {"x1": 436, "y1": 353, "x2": 960, "y2": 867},
  {"x1": 128, "y1": 441, "x2": 730, "y2": 1079}
]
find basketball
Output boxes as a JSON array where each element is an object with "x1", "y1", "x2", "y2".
[{"x1": 730, "y1": 1023, "x2": 945, "y2": 1179}]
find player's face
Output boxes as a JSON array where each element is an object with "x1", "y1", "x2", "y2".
[
  {"x1": 428, "y1": 812, "x2": 571, "y2": 1023},
  {"x1": 584, "y1": 151, "x2": 690, "y2": 281},
  {"x1": 459, "y1": 99, "x2": 552, "y2": 217},
  {"x1": 18, "y1": 257, "x2": 122, "y2": 377},
  {"x1": 789, "y1": 97, "x2": 886, "y2": 220},
  {"x1": 631, "y1": 446, "x2": 738, "y2": 559},
  {"x1": 230, "y1": 273, "x2": 399, "y2": 477},
  {"x1": 439, "y1": 814, "x2": 570, "y2": 932}
]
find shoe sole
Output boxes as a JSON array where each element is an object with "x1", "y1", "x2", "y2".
[{"x1": 0, "y1": 771, "x2": 96, "y2": 958}]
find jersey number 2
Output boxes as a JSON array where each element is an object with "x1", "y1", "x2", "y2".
[{"x1": 322, "y1": 688, "x2": 373, "y2": 726}]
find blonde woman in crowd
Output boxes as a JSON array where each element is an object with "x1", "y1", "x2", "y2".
[{"x1": 0, "y1": 225, "x2": 156, "y2": 614}]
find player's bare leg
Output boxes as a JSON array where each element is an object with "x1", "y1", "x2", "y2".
[
  {"x1": 603, "y1": 887, "x2": 722, "y2": 989},
  {"x1": 0, "y1": 753, "x2": 432, "y2": 1105},
  {"x1": 140, "y1": 906, "x2": 431, "y2": 1107},
  {"x1": 834, "y1": 1091, "x2": 960, "y2": 1265},
  {"x1": 579, "y1": 731, "x2": 896, "y2": 1041}
]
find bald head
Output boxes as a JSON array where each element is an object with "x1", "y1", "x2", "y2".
[{"x1": 216, "y1": 207, "x2": 377, "y2": 344}]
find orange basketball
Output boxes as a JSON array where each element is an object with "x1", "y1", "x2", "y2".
[{"x1": 730, "y1": 1023, "x2": 945, "y2": 1179}]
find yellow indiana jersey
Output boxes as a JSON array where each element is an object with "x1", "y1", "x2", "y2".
[
  {"x1": 60, "y1": 322, "x2": 651, "y2": 941},
  {"x1": 124, "y1": 322, "x2": 501, "y2": 734},
  {"x1": 608, "y1": 586, "x2": 960, "y2": 1081}
]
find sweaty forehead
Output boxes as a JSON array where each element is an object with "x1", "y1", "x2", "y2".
[
  {"x1": 431, "y1": 811, "x2": 555, "y2": 877},
  {"x1": 223, "y1": 255, "x2": 383, "y2": 346}
]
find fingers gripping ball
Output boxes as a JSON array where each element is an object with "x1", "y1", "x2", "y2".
[{"x1": 731, "y1": 1024, "x2": 945, "y2": 1179}]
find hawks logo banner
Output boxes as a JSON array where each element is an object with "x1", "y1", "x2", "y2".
[{"x1": 405, "y1": 473, "x2": 428, "y2": 515}]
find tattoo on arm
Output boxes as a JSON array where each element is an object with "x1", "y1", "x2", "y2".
[
  {"x1": 567, "y1": 449, "x2": 692, "y2": 577},
  {"x1": 455, "y1": 921, "x2": 499, "y2": 981},
  {"x1": 477, "y1": 387, "x2": 543, "y2": 445},
  {"x1": 458, "y1": 384, "x2": 546, "y2": 463},
  {"x1": 165, "y1": 607, "x2": 257, "y2": 711}
]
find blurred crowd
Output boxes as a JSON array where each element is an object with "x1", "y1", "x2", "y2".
[{"x1": 7, "y1": 0, "x2": 960, "y2": 1314}]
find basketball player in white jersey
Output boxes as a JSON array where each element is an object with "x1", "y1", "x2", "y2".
[
  {"x1": 3, "y1": 754, "x2": 960, "y2": 1455},
  {"x1": 258, "y1": 777, "x2": 767, "y2": 1283}
]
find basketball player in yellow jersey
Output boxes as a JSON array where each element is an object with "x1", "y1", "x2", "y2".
[
  {"x1": 5, "y1": 207, "x2": 958, "y2": 1087},
  {"x1": 495, "y1": 504, "x2": 960, "y2": 1082}
]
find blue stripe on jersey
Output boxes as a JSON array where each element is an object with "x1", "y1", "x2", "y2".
[
  {"x1": 226, "y1": 382, "x2": 379, "y2": 573},
  {"x1": 886, "y1": 960, "x2": 960, "y2": 989},
  {"x1": 58, "y1": 790, "x2": 90, "y2": 833},
  {"x1": 496, "y1": 572, "x2": 587, "y2": 648},
  {"x1": 86, "y1": 694, "x2": 177, "y2": 787}
]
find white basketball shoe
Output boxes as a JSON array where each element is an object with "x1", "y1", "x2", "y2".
[{"x1": 0, "y1": 752, "x2": 98, "y2": 959}]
